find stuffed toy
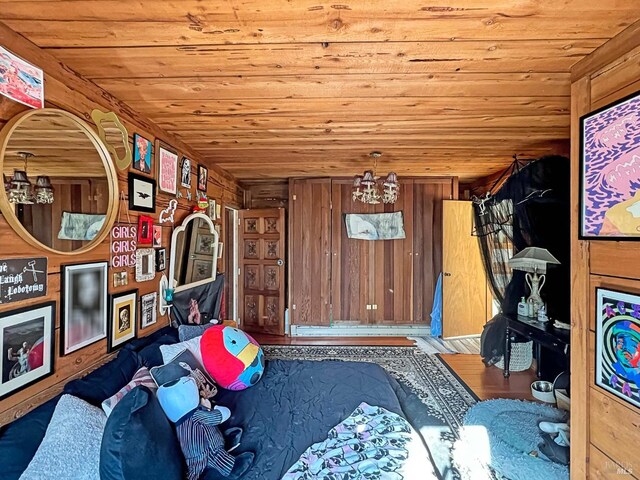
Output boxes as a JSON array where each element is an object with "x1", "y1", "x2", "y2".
[
  {"x1": 200, "y1": 326, "x2": 265, "y2": 391},
  {"x1": 157, "y1": 376, "x2": 254, "y2": 480}
]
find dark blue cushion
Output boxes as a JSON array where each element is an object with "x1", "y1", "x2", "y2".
[
  {"x1": 137, "y1": 334, "x2": 180, "y2": 368},
  {"x1": 0, "y1": 395, "x2": 60, "y2": 480},
  {"x1": 100, "y1": 386, "x2": 184, "y2": 480},
  {"x1": 124, "y1": 327, "x2": 178, "y2": 352},
  {"x1": 63, "y1": 348, "x2": 140, "y2": 406}
]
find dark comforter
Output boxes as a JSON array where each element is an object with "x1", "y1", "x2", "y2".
[{"x1": 215, "y1": 359, "x2": 433, "y2": 480}]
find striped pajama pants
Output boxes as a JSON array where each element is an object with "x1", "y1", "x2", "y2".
[{"x1": 176, "y1": 407, "x2": 235, "y2": 480}]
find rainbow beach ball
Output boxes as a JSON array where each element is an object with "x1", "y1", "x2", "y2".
[{"x1": 200, "y1": 326, "x2": 265, "y2": 391}]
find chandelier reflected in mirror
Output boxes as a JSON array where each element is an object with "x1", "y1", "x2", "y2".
[
  {"x1": 4, "y1": 152, "x2": 54, "y2": 205},
  {"x1": 352, "y1": 151, "x2": 399, "y2": 205}
]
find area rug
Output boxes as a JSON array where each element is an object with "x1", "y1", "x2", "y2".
[
  {"x1": 453, "y1": 399, "x2": 569, "y2": 480},
  {"x1": 263, "y1": 345, "x2": 479, "y2": 479},
  {"x1": 409, "y1": 336, "x2": 482, "y2": 355}
]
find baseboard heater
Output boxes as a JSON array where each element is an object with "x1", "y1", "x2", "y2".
[{"x1": 290, "y1": 325, "x2": 430, "y2": 337}]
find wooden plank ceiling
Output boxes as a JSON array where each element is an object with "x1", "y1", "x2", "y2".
[{"x1": 1, "y1": 1, "x2": 638, "y2": 181}]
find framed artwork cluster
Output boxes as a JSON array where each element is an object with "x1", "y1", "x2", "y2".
[{"x1": 580, "y1": 89, "x2": 640, "y2": 239}]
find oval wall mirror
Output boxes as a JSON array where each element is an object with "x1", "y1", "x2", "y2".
[{"x1": 0, "y1": 108, "x2": 119, "y2": 255}]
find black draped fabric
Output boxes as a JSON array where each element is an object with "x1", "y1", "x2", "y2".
[
  {"x1": 171, "y1": 274, "x2": 225, "y2": 326},
  {"x1": 474, "y1": 155, "x2": 570, "y2": 328}
]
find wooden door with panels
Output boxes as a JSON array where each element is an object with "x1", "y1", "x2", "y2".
[
  {"x1": 442, "y1": 200, "x2": 488, "y2": 338},
  {"x1": 238, "y1": 208, "x2": 286, "y2": 335}
]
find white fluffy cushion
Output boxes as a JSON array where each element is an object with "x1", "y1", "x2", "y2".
[
  {"x1": 159, "y1": 335, "x2": 203, "y2": 365},
  {"x1": 19, "y1": 394, "x2": 106, "y2": 480}
]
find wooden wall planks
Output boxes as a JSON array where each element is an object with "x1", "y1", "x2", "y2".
[
  {"x1": 569, "y1": 20, "x2": 640, "y2": 480},
  {"x1": 3, "y1": 2, "x2": 636, "y2": 181},
  {"x1": 0, "y1": 23, "x2": 242, "y2": 423}
]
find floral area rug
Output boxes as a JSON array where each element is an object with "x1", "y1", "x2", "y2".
[{"x1": 263, "y1": 345, "x2": 479, "y2": 480}]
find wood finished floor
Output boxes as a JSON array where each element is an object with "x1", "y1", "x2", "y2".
[{"x1": 253, "y1": 334, "x2": 535, "y2": 401}]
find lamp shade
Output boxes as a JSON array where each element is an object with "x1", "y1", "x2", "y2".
[
  {"x1": 508, "y1": 247, "x2": 560, "y2": 274},
  {"x1": 361, "y1": 170, "x2": 375, "y2": 185},
  {"x1": 11, "y1": 170, "x2": 30, "y2": 185},
  {"x1": 352, "y1": 175, "x2": 362, "y2": 188}
]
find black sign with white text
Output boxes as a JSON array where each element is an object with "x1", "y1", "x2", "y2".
[{"x1": 0, "y1": 257, "x2": 47, "y2": 305}]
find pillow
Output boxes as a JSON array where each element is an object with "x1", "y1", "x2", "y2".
[
  {"x1": 100, "y1": 386, "x2": 183, "y2": 480},
  {"x1": 101, "y1": 367, "x2": 157, "y2": 417},
  {"x1": 136, "y1": 335, "x2": 178, "y2": 369},
  {"x1": 64, "y1": 348, "x2": 140, "y2": 406},
  {"x1": 159, "y1": 335, "x2": 203, "y2": 365},
  {"x1": 178, "y1": 323, "x2": 215, "y2": 342},
  {"x1": 19, "y1": 395, "x2": 106, "y2": 480},
  {"x1": 0, "y1": 395, "x2": 60, "y2": 480},
  {"x1": 150, "y1": 349, "x2": 217, "y2": 399}
]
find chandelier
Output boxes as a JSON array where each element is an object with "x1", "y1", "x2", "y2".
[
  {"x1": 5, "y1": 152, "x2": 54, "y2": 205},
  {"x1": 352, "y1": 152, "x2": 399, "y2": 205}
]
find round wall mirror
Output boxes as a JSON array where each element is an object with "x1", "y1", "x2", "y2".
[{"x1": 0, "y1": 109, "x2": 119, "y2": 254}]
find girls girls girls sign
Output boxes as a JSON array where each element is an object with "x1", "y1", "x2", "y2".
[{"x1": 110, "y1": 224, "x2": 137, "y2": 268}]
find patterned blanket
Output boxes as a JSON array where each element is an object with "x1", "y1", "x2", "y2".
[{"x1": 282, "y1": 402, "x2": 437, "y2": 480}]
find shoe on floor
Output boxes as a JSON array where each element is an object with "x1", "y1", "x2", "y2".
[
  {"x1": 538, "y1": 433, "x2": 569, "y2": 465},
  {"x1": 538, "y1": 421, "x2": 569, "y2": 434}
]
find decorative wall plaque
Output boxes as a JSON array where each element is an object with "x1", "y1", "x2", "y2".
[
  {"x1": 110, "y1": 223, "x2": 137, "y2": 268},
  {"x1": 0, "y1": 257, "x2": 47, "y2": 305}
]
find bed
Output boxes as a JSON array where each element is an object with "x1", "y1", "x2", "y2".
[{"x1": 0, "y1": 329, "x2": 439, "y2": 479}]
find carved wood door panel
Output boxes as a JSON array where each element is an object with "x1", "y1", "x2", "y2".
[{"x1": 238, "y1": 208, "x2": 286, "y2": 335}]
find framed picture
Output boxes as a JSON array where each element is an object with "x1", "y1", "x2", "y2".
[
  {"x1": 128, "y1": 172, "x2": 156, "y2": 213},
  {"x1": 180, "y1": 157, "x2": 192, "y2": 188},
  {"x1": 108, "y1": 289, "x2": 137, "y2": 352},
  {"x1": 217, "y1": 242, "x2": 224, "y2": 259},
  {"x1": 136, "y1": 248, "x2": 156, "y2": 282},
  {"x1": 580, "y1": 90, "x2": 640, "y2": 239},
  {"x1": 137, "y1": 215, "x2": 154, "y2": 245},
  {"x1": 113, "y1": 271, "x2": 128, "y2": 288},
  {"x1": 157, "y1": 141, "x2": 178, "y2": 195},
  {"x1": 595, "y1": 287, "x2": 640, "y2": 410},
  {"x1": 156, "y1": 247, "x2": 167, "y2": 272},
  {"x1": 193, "y1": 259, "x2": 213, "y2": 282},
  {"x1": 195, "y1": 233, "x2": 215, "y2": 255},
  {"x1": 0, "y1": 46, "x2": 44, "y2": 109},
  {"x1": 153, "y1": 225, "x2": 162, "y2": 248},
  {"x1": 0, "y1": 302, "x2": 55, "y2": 400},
  {"x1": 208, "y1": 199, "x2": 217, "y2": 221},
  {"x1": 133, "y1": 134, "x2": 153, "y2": 174},
  {"x1": 61, "y1": 262, "x2": 108, "y2": 356},
  {"x1": 140, "y1": 292, "x2": 157, "y2": 329},
  {"x1": 197, "y1": 164, "x2": 208, "y2": 192}
]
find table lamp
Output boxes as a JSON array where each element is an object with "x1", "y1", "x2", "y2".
[{"x1": 508, "y1": 247, "x2": 560, "y2": 315}]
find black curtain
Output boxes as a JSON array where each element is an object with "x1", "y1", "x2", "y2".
[{"x1": 474, "y1": 155, "x2": 570, "y2": 321}]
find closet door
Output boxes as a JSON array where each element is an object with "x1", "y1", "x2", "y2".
[
  {"x1": 290, "y1": 179, "x2": 332, "y2": 326},
  {"x1": 412, "y1": 179, "x2": 448, "y2": 324},
  {"x1": 368, "y1": 180, "x2": 414, "y2": 324},
  {"x1": 330, "y1": 180, "x2": 373, "y2": 324}
]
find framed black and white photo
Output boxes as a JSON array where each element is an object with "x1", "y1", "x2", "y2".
[
  {"x1": 140, "y1": 292, "x2": 157, "y2": 329},
  {"x1": 136, "y1": 248, "x2": 156, "y2": 282},
  {"x1": 0, "y1": 302, "x2": 55, "y2": 400},
  {"x1": 61, "y1": 262, "x2": 108, "y2": 356},
  {"x1": 128, "y1": 172, "x2": 156, "y2": 213},
  {"x1": 180, "y1": 157, "x2": 192, "y2": 188},
  {"x1": 108, "y1": 290, "x2": 137, "y2": 352},
  {"x1": 156, "y1": 247, "x2": 167, "y2": 272}
]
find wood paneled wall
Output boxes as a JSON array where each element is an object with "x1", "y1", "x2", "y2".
[
  {"x1": 0, "y1": 23, "x2": 242, "y2": 425},
  {"x1": 242, "y1": 179, "x2": 289, "y2": 210},
  {"x1": 290, "y1": 177, "x2": 454, "y2": 327},
  {"x1": 570, "y1": 21, "x2": 640, "y2": 480}
]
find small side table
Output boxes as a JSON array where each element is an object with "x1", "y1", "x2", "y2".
[{"x1": 503, "y1": 314, "x2": 570, "y2": 378}]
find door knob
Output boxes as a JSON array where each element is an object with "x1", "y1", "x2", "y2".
[
  {"x1": 276, "y1": 259, "x2": 284, "y2": 266},
  {"x1": 444, "y1": 272, "x2": 452, "y2": 277}
]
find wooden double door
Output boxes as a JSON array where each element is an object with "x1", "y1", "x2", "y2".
[{"x1": 290, "y1": 178, "x2": 454, "y2": 327}]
